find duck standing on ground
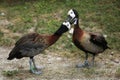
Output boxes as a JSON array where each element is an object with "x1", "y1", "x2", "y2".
[
  {"x1": 7, "y1": 13, "x2": 72, "y2": 74},
  {"x1": 67, "y1": 9, "x2": 110, "y2": 68}
]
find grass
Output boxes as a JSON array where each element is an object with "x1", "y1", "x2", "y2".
[
  {"x1": 82, "y1": 68, "x2": 97, "y2": 77},
  {"x1": 0, "y1": 1, "x2": 119, "y2": 79},
  {"x1": 0, "y1": 0, "x2": 120, "y2": 52},
  {"x1": 2, "y1": 70, "x2": 19, "y2": 77},
  {"x1": 115, "y1": 68, "x2": 120, "y2": 78}
]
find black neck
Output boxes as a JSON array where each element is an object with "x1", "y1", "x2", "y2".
[{"x1": 54, "y1": 24, "x2": 68, "y2": 36}]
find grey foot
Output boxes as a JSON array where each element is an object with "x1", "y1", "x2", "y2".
[
  {"x1": 76, "y1": 63, "x2": 90, "y2": 68},
  {"x1": 35, "y1": 66, "x2": 44, "y2": 70},
  {"x1": 30, "y1": 69, "x2": 42, "y2": 75}
]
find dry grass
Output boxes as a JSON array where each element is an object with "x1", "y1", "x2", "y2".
[{"x1": 0, "y1": 47, "x2": 119, "y2": 80}]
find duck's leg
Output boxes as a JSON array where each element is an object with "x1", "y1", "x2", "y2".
[
  {"x1": 84, "y1": 52, "x2": 89, "y2": 67},
  {"x1": 32, "y1": 58, "x2": 38, "y2": 70},
  {"x1": 29, "y1": 57, "x2": 42, "y2": 74},
  {"x1": 29, "y1": 57, "x2": 34, "y2": 73},
  {"x1": 76, "y1": 52, "x2": 89, "y2": 68}
]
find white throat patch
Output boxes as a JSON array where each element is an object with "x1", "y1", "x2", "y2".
[
  {"x1": 69, "y1": 28, "x2": 74, "y2": 34},
  {"x1": 73, "y1": 18, "x2": 78, "y2": 25}
]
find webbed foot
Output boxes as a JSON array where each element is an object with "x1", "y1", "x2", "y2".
[{"x1": 76, "y1": 61, "x2": 90, "y2": 68}]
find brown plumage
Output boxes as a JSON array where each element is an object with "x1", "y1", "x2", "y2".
[
  {"x1": 7, "y1": 20, "x2": 71, "y2": 74},
  {"x1": 67, "y1": 9, "x2": 110, "y2": 67},
  {"x1": 8, "y1": 33, "x2": 63, "y2": 59}
]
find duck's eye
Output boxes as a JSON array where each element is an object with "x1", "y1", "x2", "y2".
[{"x1": 71, "y1": 12, "x2": 73, "y2": 14}]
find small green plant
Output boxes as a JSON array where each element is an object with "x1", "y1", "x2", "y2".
[
  {"x1": 2, "y1": 70, "x2": 19, "y2": 77},
  {"x1": 22, "y1": 15, "x2": 32, "y2": 23},
  {"x1": 82, "y1": 68, "x2": 97, "y2": 77},
  {"x1": 0, "y1": 31, "x2": 4, "y2": 37},
  {"x1": 0, "y1": 38, "x2": 14, "y2": 46},
  {"x1": 115, "y1": 68, "x2": 120, "y2": 78}
]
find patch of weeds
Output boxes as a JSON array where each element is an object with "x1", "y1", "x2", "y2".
[
  {"x1": 22, "y1": 14, "x2": 33, "y2": 23},
  {"x1": 44, "y1": 20, "x2": 59, "y2": 34},
  {"x1": 7, "y1": 24, "x2": 24, "y2": 33},
  {"x1": 0, "y1": 31, "x2": 4, "y2": 37},
  {"x1": 36, "y1": 20, "x2": 49, "y2": 34},
  {"x1": 7, "y1": 22, "x2": 34, "y2": 33},
  {"x1": 12, "y1": 35, "x2": 21, "y2": 40},
  {"x1": 98, "y1": 70, "x2": 106, "y2": 77},
  {"x1": 36, "y1": 19, "x2": 60, "y2": 34},
  {"x1": 2, "y1": 70, "x2": 19, "y2": 77},
  {"x1": 115, "y1": 68, "x2": 120, "y2": 78},
  {"x1": 108, "y1": 35, "x2": 120, "y2": 50},
  {"x1": 7, "y1": 24, "x2": 16, "y2": 32},
  {"x1": 0, "y1": 37, "x2": 14, "y2": 46},
  {"x1": 82, "y1": 68, "x2": 98, "y2": 77}
]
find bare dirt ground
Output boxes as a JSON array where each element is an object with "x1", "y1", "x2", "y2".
[{"x1": 0, "y1": 47, "x2": 120, "y2": 80}]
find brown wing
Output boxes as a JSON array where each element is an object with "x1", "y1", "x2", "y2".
[
  {"x1": 90, "y1": 33, "x2": 108, "y2": 49},
  {"x1": 7, "y1": 33, "x2": 47, "y2": 60},
  {"x1": 15, "y1": 33, "x2": 39, "y2": 46}
]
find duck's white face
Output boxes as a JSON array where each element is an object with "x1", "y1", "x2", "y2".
[
  {"x1": 63, "y1": 21, "x2": 71, "y2": 29},
  {"x1": 67, "y1": 9, "x2": 78, "y2": 25},
  {"x1": 67, "y1": 9, "x2": 76, "y2": 19}
]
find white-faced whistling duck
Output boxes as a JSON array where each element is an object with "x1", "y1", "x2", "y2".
[
  {"x1": 67, "y1": 9, "x2": 110, "y2": 68},
  {"x1": 7, "y1": 14, "x2": 72, "y2": 74}
]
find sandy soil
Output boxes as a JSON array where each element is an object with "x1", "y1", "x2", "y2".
[{"x1": 0, "y1": 47, "x2": 120, "y2": 80}]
